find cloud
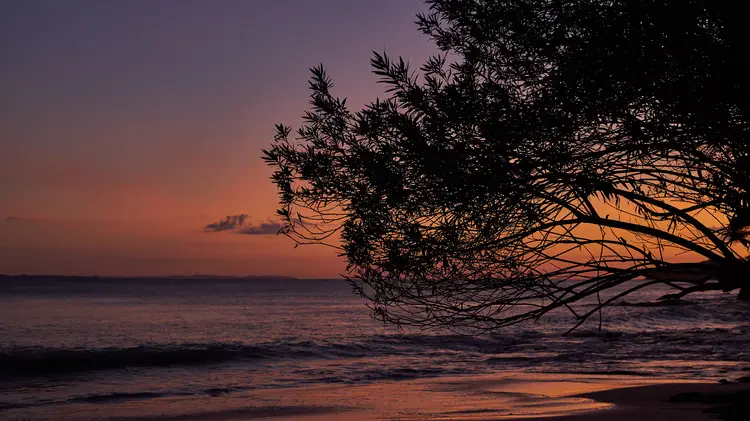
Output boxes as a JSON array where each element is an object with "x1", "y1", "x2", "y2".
[
  {"x1": 204, "y1": 214, "x2": 249, "y2": 232},
  {"x1": 204, "y1": 214, "x2": 283, "y2": 235},
  {"x1": 237, "y1": 221, "x2": 284, "y2": 235},
  {"x1": 5, "y1": 216, "x2": 22, "y2": 223}
]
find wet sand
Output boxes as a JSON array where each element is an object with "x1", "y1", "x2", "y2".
[
  {"x1": 100, "y1": 374, "x2": 746, "y2": 421},
  {"x1": 251, "y1": 374, "x2": 749, "y2": 421}
]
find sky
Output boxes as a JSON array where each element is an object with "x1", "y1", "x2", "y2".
[{"x1": 0, "y1": 0, "x2": 436, "y2": 277}]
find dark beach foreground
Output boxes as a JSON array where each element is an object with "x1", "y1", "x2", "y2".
[
  {"x1": 542, "y1": 381, "x2": 750, "y2": 421},
  {"x1": 259, "y1": 378, "x2": 750, "y2": 421}
]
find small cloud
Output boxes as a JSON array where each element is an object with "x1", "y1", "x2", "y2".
[
  {"x1": 204, "y1": 214, "x2": 248, "y2": 232},
  {"x1": 204, "y1": 214, "x2": 282, "y2": 236},
  {"x1": 5, "y1": 216, "x2": 21, "y2": 223},
  {"x1": 237, "y1": 221, "x2": 283, "y2": 235}
]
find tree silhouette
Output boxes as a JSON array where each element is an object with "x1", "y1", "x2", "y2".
[{"x1": 263, "y1": 0, "x2": 749, "y2": 332}]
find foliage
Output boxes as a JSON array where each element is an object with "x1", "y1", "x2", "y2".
[{"x1": 263, "y1": 0, "x2": 749, "y2": 332}]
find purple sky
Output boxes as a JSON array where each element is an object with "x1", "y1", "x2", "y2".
[{"x1": 0, "y1": 0, "x2": 436, "y2": 276}]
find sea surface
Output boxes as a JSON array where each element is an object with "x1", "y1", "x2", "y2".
[{"x1": 1, "y1": 276, "x2": 749, "y2": 421}]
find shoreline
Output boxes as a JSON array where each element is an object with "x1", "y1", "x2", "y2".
[
  {"x1": 5, "y1": 372, "x2": 748, "y2": 420},
  {"x1": 267, "y1": 377, "x2": 750, "y2": 421}
]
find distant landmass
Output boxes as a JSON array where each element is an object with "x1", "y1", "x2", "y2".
[{"x1": 0, "y1": 274, "x2": 301, "y2": 281}]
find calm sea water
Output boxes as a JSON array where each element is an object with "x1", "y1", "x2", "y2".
[{"x1": 1, "y1": 277, "x2": 749, "y2": 420}]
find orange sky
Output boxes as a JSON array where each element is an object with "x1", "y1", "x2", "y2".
[
  {"x1": 0, "y1": 1, "x2": 435, "y2": 277},
  {"x1": 4, "y1": 2, "x2": 732, "y2": 277}
]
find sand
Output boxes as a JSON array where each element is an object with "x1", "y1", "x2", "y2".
[
  {"x1": 261, "y1": 376, "x2": 749, "y2": 421},
  {"x1": 89, "y1": 373, "x2": 746, "y2": 421}
]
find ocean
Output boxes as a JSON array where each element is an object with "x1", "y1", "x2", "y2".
[{"x1": 1, "y1": 276, "x2": 749, "y2": 421}]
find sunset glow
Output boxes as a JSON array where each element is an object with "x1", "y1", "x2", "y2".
[{"x1": 0, "y1": 0, "x2": 434, "y2": 277}]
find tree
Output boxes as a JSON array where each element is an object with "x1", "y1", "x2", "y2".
[{"x1": 263, "y1": 0, "x2": 750, "y2": 333}]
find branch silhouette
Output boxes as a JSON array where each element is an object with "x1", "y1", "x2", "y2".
[{"x1": 263, "y1": 0, "x2": 750, "y2": 332}]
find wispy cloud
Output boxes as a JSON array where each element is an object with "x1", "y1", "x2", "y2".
[
  {"x1": 237, "y1": 221, "x2": 284, "y2": 235},
  {"x1": 204, "y1": 214, "x2": 249, "y2": 232},
  {"x1": 5, "y1": 216, "x2": 21, "y2": 223},
  {"x1": 204, "y1": 214, "x2": 282, "y2": 235}
]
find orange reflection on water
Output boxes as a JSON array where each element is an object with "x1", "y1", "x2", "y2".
[{"x1": 252, "y1": 373, "x2": 675, "y2": 421}]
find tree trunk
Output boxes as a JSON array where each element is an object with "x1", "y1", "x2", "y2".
[{"x1": 722, "y1": 259, "x2": 750, "y2": 301}]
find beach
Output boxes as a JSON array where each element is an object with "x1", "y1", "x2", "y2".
[
  {"x1": 115, "y1": 376, "x2": 747, "y2": 421},
  {"x1": 263, "y1": 377, "x2": 749, "y2": 421}
]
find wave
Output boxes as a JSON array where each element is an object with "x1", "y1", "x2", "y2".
[
  {"x1": 0, "y1": 333, "x2": 534, "y2": 378},
  {"x1": 0, "y1": 343, "x2": 275, "y2": 377},
  {"x1": 0, "y1": 388, "x2": 259, "y2": 412},
  {"x1": 0, "y1": 391, "x2": 168, "y2": 411},
  {"x1": 548, "y1": 369, "x2": 654, "y2": 376},
  {"x1": 3, "y1": 326, "x2": 748, "y2": 379},
  {"x1": 67, "y1": 391, "x2": 168, "y2": 404}
]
